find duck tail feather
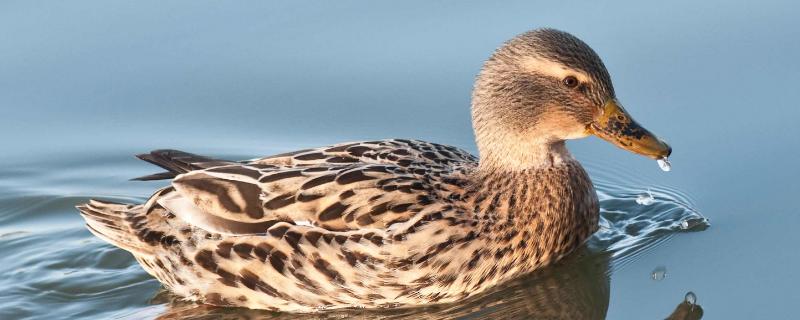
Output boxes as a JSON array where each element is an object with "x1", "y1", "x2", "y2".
[
  {"x1": 132, "y1": 149, "x2": 233, "y2": 181},
  {"x1": 76, "y1": 200, "x2": 152, "y2": 254},
  {"x1": 131, "y1": 171, "x2": 177, "y2": 181}
]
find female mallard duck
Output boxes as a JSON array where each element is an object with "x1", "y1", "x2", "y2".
[{"x1": 78, "y1": 28, "x2": 670, "y2": 312}]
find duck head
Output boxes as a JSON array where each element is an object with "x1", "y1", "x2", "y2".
[{"x1": 472, "y1": 28, "x2": 671, "y2": 170}]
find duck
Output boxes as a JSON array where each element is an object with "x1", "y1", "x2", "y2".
[{"x1": 77, "y1": 28, "x2": 671, "y2": 312}]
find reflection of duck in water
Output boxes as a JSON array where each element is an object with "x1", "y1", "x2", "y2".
[
  {"x1": 143, "y1": 249, "x2": 611, "y2": 319},
  {"x1": 665, "y1": 292, "x2": 704, "y2": 320},
  {"x1": 78, "y1": 28, "x2": 672, "y2": 311}
]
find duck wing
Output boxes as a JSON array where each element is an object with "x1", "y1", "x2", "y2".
[
  {"x1": 249, "y1": 139, "x2": 476, "y2": 168},
  {"x1": 146, "y1": 139, "x2": 477, "y2": 235}
]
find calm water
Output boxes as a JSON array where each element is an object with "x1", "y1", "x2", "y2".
[{"x1": 1, "y1": 1, "x2": 798, "y2": 319}]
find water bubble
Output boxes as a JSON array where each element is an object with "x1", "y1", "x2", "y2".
[
  {"x1": 680, "y1": 218, "x2": 709, "y2": 231},
  {"x1": 657, "y1": 157, "x2": 672, "y2": 172},
  {"x1": 684, "y1": 291, "x2": 697, "y2": 305},
  {"x1": 651, "y1": 266, "x2": 667, "y2": 281},
  {"x1": 636, "y1": 189, "x2": 655, "y2": 205}
]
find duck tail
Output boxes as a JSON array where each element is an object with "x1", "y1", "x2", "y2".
[
  {"x1": 77, "y1": 200, "x2": 152, "y2": 255},
  {"x1": 132, "y1": 149, "x2": 233, "y2": 181}
]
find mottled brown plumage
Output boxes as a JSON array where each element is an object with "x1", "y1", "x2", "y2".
[{"x1": 77, "y1": 28, "x2": 671, "y2": 312}]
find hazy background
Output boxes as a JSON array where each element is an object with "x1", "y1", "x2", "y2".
[{"x1": 1, "y1": 1, "x2": 799, "y2": 318}]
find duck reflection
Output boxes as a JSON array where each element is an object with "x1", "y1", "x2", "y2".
[
  {"x1": 665, "y1": 292, "x2": 704, "y2": 320},
  {"x1": 144, "y1": 248, "x2": 611, "y2": 320}
]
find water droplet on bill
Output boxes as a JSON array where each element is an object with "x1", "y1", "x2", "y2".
[
  {"x1": 657, "y1": 157, "x2": 672, "y2": 172},
  {"x1": 636, "y1": 189, "x2": 655, "y2": 205},
  {"x1": 651, "y1": 266, "x2": 667, "y2": 281}
]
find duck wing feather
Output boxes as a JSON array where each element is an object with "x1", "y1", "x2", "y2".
[{"x1": 144, "y1": 139, "x2": 477, "y2": 235}]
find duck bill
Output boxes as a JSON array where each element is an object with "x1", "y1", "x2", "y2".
[{"x1": 587, "y1": 99, "x2": 672, "y2": 159}]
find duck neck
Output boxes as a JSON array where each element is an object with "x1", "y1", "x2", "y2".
[
  {"x1": 468, "y1": 155, "x2": 600, "y2": 267},
  {"x1": 470, "y1": 143, "x2": 588, "y2": 222},
  {"x1": 470, "y1": 133, "x2": 598, "y2": 232},
  {"x1": 477, "y1": 138, "x2": 574, "y2": 172}
]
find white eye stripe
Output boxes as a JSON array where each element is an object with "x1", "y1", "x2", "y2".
[{"x1": 520, "y1": 56, "x2": 592, "y2": 84}]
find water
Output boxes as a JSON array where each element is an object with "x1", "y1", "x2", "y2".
[
  {"x1": 651, "y1": 266, "x2": 667, "y2": 281},
  {"x1": 1, "y1": 0, "x2": 799, "y2": 319},
  {"x1": 636, "y1": 189, "x2": 656, "y2": 205},
  {"x1": 657, "y1": 158, "x2": 672, "y2": 172},
  {"x1": 685, "y1": 292, "x2": 697, "y2": 306}
]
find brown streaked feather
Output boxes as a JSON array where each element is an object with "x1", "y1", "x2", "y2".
[
  {"x1": 157, "y1": 140, "x2": 476, "y2": 233},
  {"x1": 250, "y1": 139, "x2": 476, "y2": 168},
  {"x1": 77, "y1": 139, "x2": 598, "y2": 312}
]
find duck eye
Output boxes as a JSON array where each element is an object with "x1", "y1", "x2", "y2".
[{"x1": 562, "y1": 76, "x2": 579, "y2": 88}]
